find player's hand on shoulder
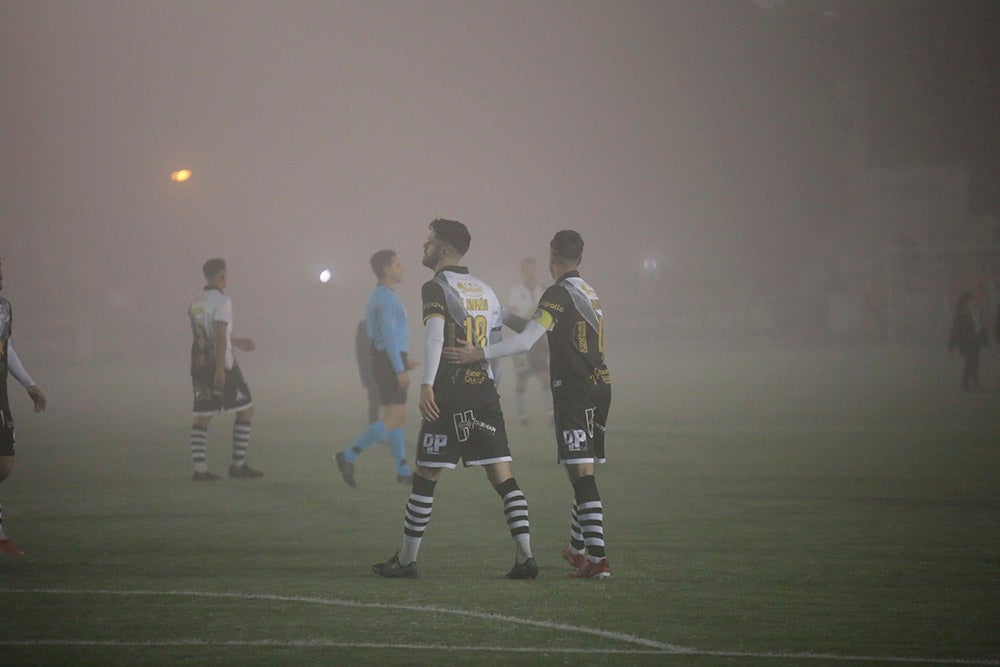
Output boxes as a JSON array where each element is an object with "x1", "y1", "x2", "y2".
[
  {"x1": 442, "y1": 338, "x2": 481, "y2": 364},
  {"x1": 26, "y1": 385, "x2": 47, "y2": 413}
]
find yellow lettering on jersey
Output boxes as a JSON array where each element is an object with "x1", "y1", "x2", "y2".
[
  {"x1": 464, "y1": 298, "x2": 488, "y2": 311},
  {"x1": 540, "y1": 300, "x2": 564, "y2": 313},
  {"x1": 576, "y1": 321, "x2": 588, "y2": 353},
  {"x1": 457, "y1": 282, "x2": 484, "y2": 297}
]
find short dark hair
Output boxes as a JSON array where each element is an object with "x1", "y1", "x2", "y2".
[
  {"x1": 550, "y1": 230, "x2": 583, "y2": 264},
  {"x1": 370, "y1": 249, "x2": 397, "y2": 279},
  {"x1": 429, "y1": 219, "x2": 471, "y2": 256},
  {"x1": 203, "y1": 258, "x2": 226, "y2": 280}
]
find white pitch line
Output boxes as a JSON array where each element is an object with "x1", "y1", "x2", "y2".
[{"x1": 3, "y1": 588, "x2": 998, "y2": 665}]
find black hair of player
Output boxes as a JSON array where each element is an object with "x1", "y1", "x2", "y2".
[
  {"x1": 203, "y1": 258, "x2": 226, "y2": 279},
  {"x1": 370, "y1": 249, "x2": 397, "y2": 279},
  {"x1": 429, "y1": 219, "x2": 471, "y2": 256},
  {"x1": 550, "y1": 230, "x2": 583, "y2": 264}
]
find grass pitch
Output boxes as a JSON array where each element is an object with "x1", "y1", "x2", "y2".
[{"x1": 1, "y1": 341, "x2": 998, "y2": 665}]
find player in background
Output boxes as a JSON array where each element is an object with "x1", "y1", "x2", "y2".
[
  {"x1": 335, "y1": 251, "x2": 416, "y2": 487},
  {"x1": 0, "y1": 257, "x2": 48, "y2": 556},
  {"x1": 506, "y1": 257, "x2": 550, "y2": 425},
  {"x1": 445, "y1": 230, "x2": 612, "y2": 578},
  {"x1": 355, "y1": 319, "x2": 381, "y2": 426},
  {"x1": 188, "y1": 258, "x2": 262, "y2": 481},
  {"x1": 372, "y1": 219, "x2": 537, "y2": 580}
]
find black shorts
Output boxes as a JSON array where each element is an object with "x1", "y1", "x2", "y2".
[
  {"x1": 192, "y1": 362, "x2": 253, "y2": 416},
  {"x1": 371, "y1": 350, "x2": 407, "y2": 406},
  {"x1": 553, "y1": 389, "x2": 611, "y2": 465},
  {"x1": 416, "y1": 396, "x2": 511, "y2": 469},
  {"x1": 0, "y1": 394, "x2": 14, "y2": 457}
]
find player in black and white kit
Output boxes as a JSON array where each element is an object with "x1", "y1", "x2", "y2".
[
  {"x1": 0, "y1": 257, "x2": 48, "y2": 556},
  {"x1": 372, "y1": 219, "x2": 537, "y2": 580},
  {"x1": 446, "y1": 230, "x2": 612, "y2": 577},
  {"x1": 188, "y1": 258, "x2": 263, "y2": 481}
]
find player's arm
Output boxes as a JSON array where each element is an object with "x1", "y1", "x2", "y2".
[
  {"x1": 7, "y1": 342, "x2": 46, "y2": 412},
  {"x1": 502, "y1": 310, "x2": 531, "y2": 333},
  {"x1": 419, "y1": 315, "x2": 445, "y2": 420},
  {"x1": 212, "y1": 321, "x2": 228, "y2": 388},
  {"x1": 445, "y1": 318, "x2": 547, "y2": 364}
]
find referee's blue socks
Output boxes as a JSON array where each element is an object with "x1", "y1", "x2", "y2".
[
  {"x1": 345, "y1": 421, "x2": 388, "y2": 462},
  {"x1": 387, "y1": 428, "x2": 411, "y2": 476}
]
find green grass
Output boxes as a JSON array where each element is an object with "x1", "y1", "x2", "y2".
[{"x1": 2, "y1": 342, "x2": 999, "y2": 665}]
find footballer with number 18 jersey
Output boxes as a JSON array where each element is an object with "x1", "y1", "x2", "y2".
[{"x1": 372, "y1": 218, "x2": 538, "y2": 581}]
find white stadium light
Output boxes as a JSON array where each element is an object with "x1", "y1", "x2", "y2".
[
  {"x1": 642, "y1": 258, "x2": 659, "y2": 273},
  {"x1": 319, "y1": 269, "x2": 332, "y2": 283}
]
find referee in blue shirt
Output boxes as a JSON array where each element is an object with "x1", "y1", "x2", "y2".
[{"x1": 336, "y1": 250, "x2": 417, "y2": 487}]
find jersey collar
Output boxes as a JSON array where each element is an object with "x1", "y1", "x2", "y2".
[
  {"x1": 557, "y1": 270, "x2": 581, "y2": 282},
  {"x1": 435, "y1": 265, "x2": 469, "y2": 277},
  {"x1": 203, "y1": 286, "x2": 224, "y2": 293}
]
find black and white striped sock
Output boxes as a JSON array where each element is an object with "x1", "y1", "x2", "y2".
[
  {"x1": 495, "y1": 477, "x2": 532, "y2": 563},
  {"x1": 190, "y1": 425, "x2": 208, "y2": 473},
  {"x1": 400, "y1": 474, "x2": 436, "y2": 565},
  {"x1": 573, "y1": 475, "x2": 606, "y2": 561},
  {"x1": 231, "y1": 419, "x2": 251, "y2": 467},
  {"x1": 569, "y1": 503, "x2": 586, "y2": 554}
]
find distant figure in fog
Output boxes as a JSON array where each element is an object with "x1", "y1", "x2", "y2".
[
  {"x1": 188, "y1": 258, "x2": 263, "y2": 481},
  {"x1": 948, "y1": 291, "x2": 988, "y2": 392},
  {"x1": 335, "y1": 251, "x2": 416, "y2": 488},
  {"x1": 0, "y1": 257, "x2": 48, "y2": 556},
  {"x1": 506, "y1": 258, "x2": 550, "y2": 426}
]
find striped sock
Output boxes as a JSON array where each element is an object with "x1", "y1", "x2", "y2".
[
  {"x1": 399, "y1": 474, "x2": 436, "y2": 565},
  {"x1": 495, "y1": 477, "x2": 532, "y2": 563},
  {"x1": 573, "y1": 475, "x2": 606, "y2": 561},
  {"x1": 568, "y1": 503, "x2": 585, "y2": 554},
  {"x1": 190, "y1": 425, "x2": 208, "y2": 473},
  {"x1": 231, "y1": 419, "x2": 251, "y2": 467}
]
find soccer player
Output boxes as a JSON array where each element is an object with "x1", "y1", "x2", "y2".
[
  {"x1": 506, "y1": 257, "x2": 550, "y2": 425},
  {"x1": 188, "y1": 258, "x2": 263, "y2": 481},
  {"x1": 335, "y1": 251, "x2": 416, "y2": 487},
  {"x1": 372, "y1": 219, "x2": 537, "y2": 580},
  {"x1": 445, "y1": 230, "x2": 612, "y2": 578},
  {"x1": 0, "y1": 257, "x2": 48, "y2": 556}
]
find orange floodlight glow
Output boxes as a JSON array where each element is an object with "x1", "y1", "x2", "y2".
[{"x1": 171, "y1": 169, "x2": 192, "y2": 182}]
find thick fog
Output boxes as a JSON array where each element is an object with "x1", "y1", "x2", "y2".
[{"x1": 2, "y1": 1, "x2": 998, "y2": 372}]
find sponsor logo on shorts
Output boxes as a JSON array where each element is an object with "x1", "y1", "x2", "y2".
[
  {"x1": 585, "y1": 407, "x2": 596, "y2": 438},
  {"x1": 453, "y1": 410, "x2": 474, "y2": 442},
  {"x1": 563, "y1": 429, "x2": 589, "y2": 452},
  {"x1": 463, "y1": 369, "x2": 487, "y2": 385},
  {"x1": 422, "y1": 433, "x2": 448, "y2": 454}
]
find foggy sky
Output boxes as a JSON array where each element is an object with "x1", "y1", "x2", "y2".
[{"x1": 2, "y1": 1, "x2": 999, "y2": 363}]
